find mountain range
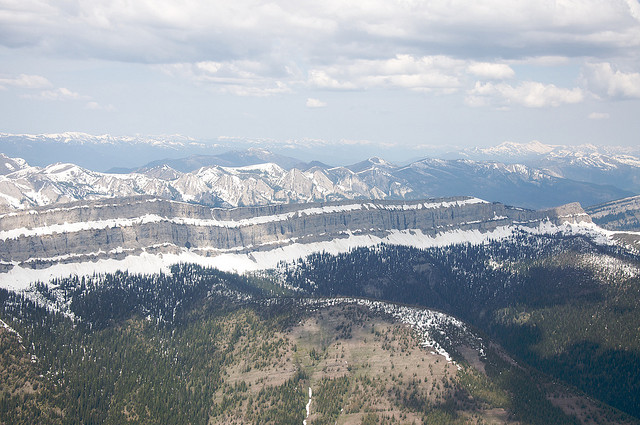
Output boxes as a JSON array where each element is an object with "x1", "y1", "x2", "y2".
[
  {"x1": 2, "y1": 134, "x2": 640, "y2": 423},
  {"x1": 461, "y1": 140, "x2": 640, "y2": 193},
  {"x1": 0, "y1": 143, "x2": 636, "y2": 211}
]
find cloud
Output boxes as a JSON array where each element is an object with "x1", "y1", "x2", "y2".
[
  {"x1": 308, "y1": 70, "x2": 356, "y2": 90},
  {"x1": 0, "y1": 74, "x2": 51, "y2": 90},
  {"x1": 625, "y1": 0, "x2": 640, "y2": 22},
  {"x1": 588, "y1": 112, "x2": 610, "y2": 120},
  {"x1": 3, "y1": 0, "x2": 640, "y2": 109},
  {"x1": 2, "y1": 0, "x2": 638, "y2": 65},
  {"x1": 1, "y1": 73, "x2": 96, "y2": 105},
  {"x1": 306, "y1": 98, "x2": 327, "y2": 108},
  {"x1": 85, "y1": 101, "x2": 115, "y2": 111},
  {"x1": 466, "y1": 63, "x2": 514, "y2": 80},
  {"x1": 166, "y1": 54, "x2": 470, "y2": 96},
  {"x1": 23, "y1": 87, "x2": 87, "y2": 101},
  {"x1": 308, "y1": 55, "x2": 464, "y2": 92},
  {"x1": 159, "y1": 61, "x2": 293, "y2": 96},
  {"x1": 466, "y1": 81, "x2": 584, "y2": 108},
  {"x1": 509, "y1": 56, "x2": 571, "y2": 67},
  {"x1": 582, "y1": 62, "x2": 640, "y2": 99}
]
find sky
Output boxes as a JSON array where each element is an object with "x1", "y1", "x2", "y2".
[{"x1": 1, "y1": 0, "x2": 640, "y2": 158}]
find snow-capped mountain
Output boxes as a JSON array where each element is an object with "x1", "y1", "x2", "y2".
[
  {"x1": 466, "y1": 140, "x2": 640, "y2": 161},
  {"x1": 469, "y1": 140, "x2": 557, "y2": 158},
  {"x1": 0, "y1": 131, "x2": 199, "y2": 148},
  {"x1": 0, "y1": 157, "x2": 394, "y2": 210},
  {"x1": 0, "y1": 150, "x2": 634, "y2": 211},
  {"x1": 0, "y1": 133, "x2": 318, "y2": 172},
  {"x1": 463, "y1": 141, "x2": 640, "y2": 192},
  {"x1": 127, "y1": 148, "x2": 307, "y2": 174},
  {"x1": 0, "y1": 153, "x2": 29, "y2": 175},
  {"x1": 0, "y1": 132, "x2": 211, "y2": 171}
]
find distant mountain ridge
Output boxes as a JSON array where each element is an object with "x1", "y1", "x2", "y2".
[
  {"x1": 463, "y1": 140, "x2": 640, "y2": 161},
  {"x1": 0, "y1": 149, "x2": 634, "y2": 211},
  {"x1": 110, "y1": 148, "x2": 310, "y2": 174},
  {"x1": 461, "y1": 140, "x2": 640, "y2": 193},
  {"x1": 2, "y1": 132, "x2": 640, "y2": 189}
]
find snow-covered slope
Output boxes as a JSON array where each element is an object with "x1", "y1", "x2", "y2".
[
  {"x1": 0, "y1": 152, "x2": 633, "y2": 211},
  {"x1": 464, "y1": 141, "x2": 640, "y2": 193},
  {"x1": 470, "y1": 140, "x2": 557, "y2": 158},
  {"x1": 467, "y1": 140, "x2": 640, "y2": 162},
  {"x1": 0, "y1": 153, "x2": 29, "y2": 175}
]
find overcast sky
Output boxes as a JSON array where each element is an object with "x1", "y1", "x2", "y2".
[{"x1": 1, "y1": 0, "x2": 640, "y2": 156}]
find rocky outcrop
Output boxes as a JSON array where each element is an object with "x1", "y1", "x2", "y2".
[
  {"x1": 0, "y1": 196, "x2": 591, "y2": 272},
  {"x1": 586, "y1": 195, "x2": 640, "y2": 231}
]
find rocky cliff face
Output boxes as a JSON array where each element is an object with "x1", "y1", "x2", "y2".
[
  {"x1": 586, "y1": 195, "x2": 640, "y2": 231},
  {"x1": 0, "y1": 196, "x2": 591, "y2": 274}
]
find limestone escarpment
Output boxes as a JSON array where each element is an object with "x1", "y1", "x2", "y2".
[
  {"x1": 0, "y1": 196, "x2": 591, "y2": 272},
  {"x1": 586, "y1": 195, "x2": 640, "y2": 231}
]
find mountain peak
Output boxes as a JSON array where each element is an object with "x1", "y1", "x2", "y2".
[
  {"x1": 246, "y1": 147, "x2": 273, "y2": 155},
  {"x1": 0, "y1": 153, "x2": 29, "y2": 175},
  {"x1": 368, "y1": 156, "x2": 391, "y2": 165},
  {"x1": 482, "y1": 140, "x2": 556, "y2": 157}
]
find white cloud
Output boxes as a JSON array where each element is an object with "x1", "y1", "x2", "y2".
[
  {"x1": 1, "y1": 73, "x2": 94, "y2": 104},
  {"x1": 23, "y1": 87, "x2": 86, "y2": 101},
  {"x1": 308, "y1": 70, "x2": 357, "y2": 90},
  {"x1": 160, "y1": 61, "x2": 293, "y2": 96},
  {"x1": 3, "y1": 1, "x2": 638, "y2": 65},
  {"x1": 85, "y1": 101, "x2": 115, "y2": 111},
  {"x1": 165, "y1": 54, "x2": 469, "y2": 96},
  {"x1": 306, "y1": 98, "x2": 327, "y2": 108},
  {"x1": 0, "y1": 74, "x2": 51, "y2": 90},
  {"x1": 625, "y1": 0, "x2": 640, "y2": 22},
  {"x1": 466, "y1": 81, "x2": 584, "y2": 108},
  {"x1": 588, "y1": 112, "x2": 610, "y2": 120},
  {"x1": 2, "y1": 0, "x2": 640, "y2": 112},
  {"x1": 308, "y1": 55, "x2": 464, "y2": 92},
  {"x1": 582, "y1": 62, "x2": 640, "y2": 99},
  {"x1": 509, "y1": 56, "x2": 572, "y2": 67},
  {"x1": 467, "y1": 63, "x2": 515, "y2": 80}
]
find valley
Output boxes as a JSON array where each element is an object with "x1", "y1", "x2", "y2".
[{"x1": 2, "y1": 261, "x2": 638, "y2": 425}]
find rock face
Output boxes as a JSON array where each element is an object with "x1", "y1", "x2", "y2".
[
  {"x1": 0, "y1": 151, "x2": 633, "y2": 212},
  {"x1": 0, "y1": 196, "x2": 591, "y2": 272},
  {"x1": 586, "y1": 195, "x2": 640, "y2": 231}
]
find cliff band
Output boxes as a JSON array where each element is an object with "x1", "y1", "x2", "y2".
[{"x1": 0, "y1": 196, "x2": 591, "y2": 278}]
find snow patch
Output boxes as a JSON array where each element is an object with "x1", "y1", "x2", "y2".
[
  {"x1": 0, "y1": 220, "x2": 610, "y2": 293},
  {"x1": 303, "y1": 386, "x2": 312, "y2": 425},
  {"x1": 0, "y1": 318, "x2": 23, "y2": 342}
]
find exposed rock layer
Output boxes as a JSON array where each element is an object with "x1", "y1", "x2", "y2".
[
  {"x1": 0, "y1": 196, "x2": 591, "y2": 272},
  {"x1": 586, "y1": 195, "x2": 640, "y2": 231}
]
